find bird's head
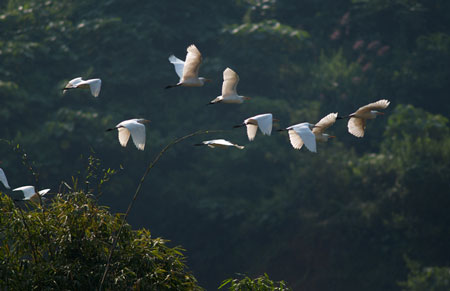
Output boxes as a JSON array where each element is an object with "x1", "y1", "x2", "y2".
[{"x1": 207, "y1": 96, "x2": 222, "y2": 105}]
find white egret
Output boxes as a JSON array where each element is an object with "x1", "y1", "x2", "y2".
[
  {"x1": 279, "y1": 123, "x2": 317, "y2": 152},
  {"x1": 312, "y1": 113, "x2": 338, "y2": 142},
  {"x1": 338, "y1": 99, "x2": 390, "y2": 137},
  {"x1": 194, "y1": 139, "x2": 244, "y2": 149},
  {"x1": 0, "y1": 168, "x2": 10, "y2": 189},
  {"x1": 166, "y1": 44, "x2": 211, "y2": 89},
  {"x1": 233, "y1": 113, "x2": 275, "y2": 141},
  {"x1": 13, "y1": 186, "x2": 50, "y2": 203},
  {"x1": 63, "y1": 77, "x2": 102, "y2": 97},
  {"x1": 208, "y1": 68, "x2": 250, "y2": 104},
  {"x1": 106, "y1": 119, "x2": 151, "y2": 151}
]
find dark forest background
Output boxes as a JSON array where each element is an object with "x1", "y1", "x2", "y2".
[{"x1": 1, "y1": 0, "x2": 450, "y2": 290}]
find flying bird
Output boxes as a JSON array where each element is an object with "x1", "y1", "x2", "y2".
[
  {"x1": 234, "y1": 113, "x2": 275, "y2": 141},
  {"x1": 279, "y1": 123, "x2": 317, "y2": 152},
  {"x1": 312, "y1": 113, "x2": 338, "y2": 142},
  {"x1": 0, "y1": 168, "x2": 10, "y2": 189},
  {"x1": 166, "y1": 44, "x2": 211, "y2": 89},
  {"x1": 106, "y1": 119, "x2": 150, "y2": 151},
  {"x1": 338, "y1": 99, "x2": 390, "y2": 137},
  {"x1": 208, "y1": 68, "x2": 250, "y2": 104},
  {"x1": 13, "y1": 186, "x2": 50, "y2": 203},
  {"x1": 194, "y1": 139, "x2": 244, "y2": 149},
  {"x1": 63, "y1": 77, "x2": 102, "y2": 97}
]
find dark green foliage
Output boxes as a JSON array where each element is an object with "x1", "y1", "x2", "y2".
[
  {"x1": 0, "y1": 190, "x2": 202, "y2": 290},
  {"x1": 400, "y1": 258, "x2": 450, "y2": 291},
  {"x1": 219, "y1": 273, "x2": 291, "y2": 291}
]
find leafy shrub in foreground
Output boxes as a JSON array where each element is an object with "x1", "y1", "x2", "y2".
[
  {"x1": 219, "y1": 273, "x2": 291, "y2": 291},
  {"x1": 0, "y1": 190, "x2": 202, "y2": 290}
]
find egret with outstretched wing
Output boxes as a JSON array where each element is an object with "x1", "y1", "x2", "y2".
[
  {"x1": 209, "y1": 68, "x2": 250, "y2": 104},
  {"x1": 166, "y1": 44, "x2": 211, "y2": 88},
  {"x1": 234, "y1": 113, "x2": 274, "y2": 141},
  {"x1": 63, "y1": 77, "x2": 101, "y2": 97},
  {"x1": 338, "y1": 99, "x2": 390, "y2": 137},
  {"x1": 106, "y1": 119, "x2": 151, "y2": 151},
  {"x1": 279, "y1": 123, "x2": 316, "y2": 152},
  {"x1": 194, "y1": 139, "x2": 244, "y2": 149}
]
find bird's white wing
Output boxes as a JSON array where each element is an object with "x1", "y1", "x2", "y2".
[
  {"x1": 348, "y1": 117, "x2": 366, "y2": 137},
  {"x1": 118, "y1": 127, "x2": 131, "y2": 147},
  {"x1": 66, "y1": 77, "x2": 83, "y2": 88},
  {"x1": 125, "y1": 122, "x2": 146, "y2": 151},
  {"x1": 204, "y1": 139, "x2": 244, "y2": 149},
  {"x1": 38, "y1": 189, "x2": 51, "y2": 196},
  {"x1": 212, "y1": 139, "x2": 234, "y2": 146},
  {"x1": 86, "y1": 79, "x2": 101, "y2": 97},
  {"x1": 13, "y1": 185, "x2": 36, "y2": 199},
  {"x1": 294, "y1": 125, "x2": 317, "y2": 152},
  {"x1": 169, "y1": 55, "x2": 185, "y2": 81},
  {"x1": 221, "y1": 68, "x2": 239, "y2": 97},
  {"x1": 203, "y1": 139, "x2": 228, "y2": 148},
  {"x1": 355, "y1": 99, "x2": 390, "y2": 115},
  {"x1": 245, "y1": 123, "x2": 259, "y2": 141},
  {"x1": 255, "y1": 114, "x2": 273, "y2": 136},
  {"x1": 182, "y1": 44, "x2": 202, "y2": 80},
  {"x1": 0, "y1": 168, "x2": 10, "y2": 189},
  {"x1": 288, "y1": 129, "x2": 304, "y2": 150},
  {"x1": 312, "y1": 113, "x2": 337, "y2": 134}
]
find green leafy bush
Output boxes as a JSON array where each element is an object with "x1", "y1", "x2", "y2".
[
  {"x1": 400, "y1": 258, "x2": 450, "y2": 291},
  {"x1": 0, "y1": 190, "x2": 202, "y2": 290},
  {"x1": 219, "y1": 273, "x2": 291, "y2": 291}
]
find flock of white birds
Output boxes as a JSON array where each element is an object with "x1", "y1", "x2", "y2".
[{"x1": 0, "y1": 44, "x2": 390, "y2": 203}]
